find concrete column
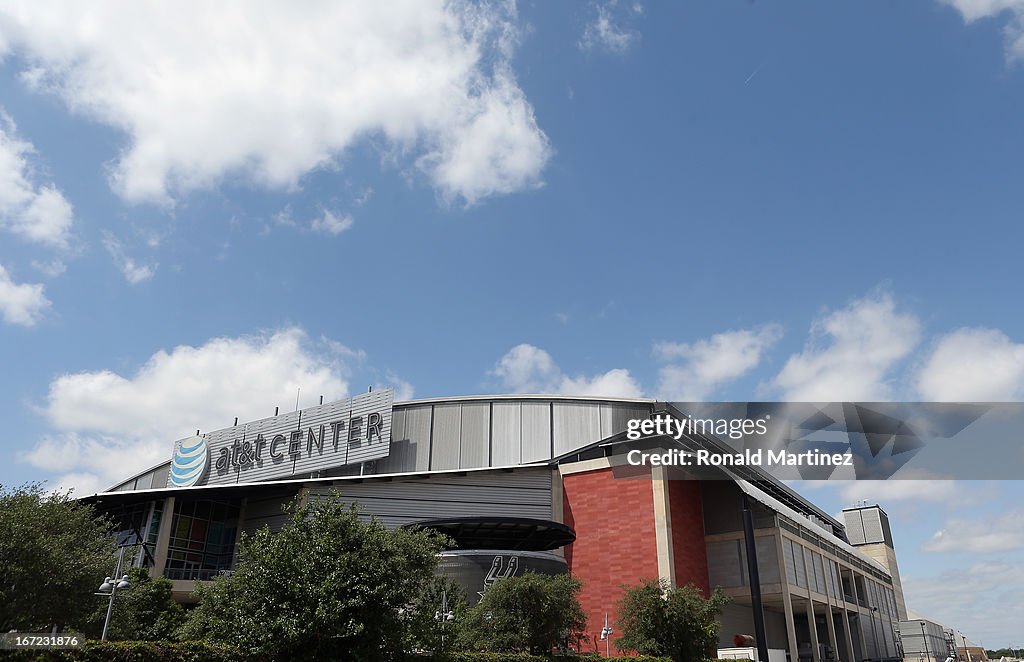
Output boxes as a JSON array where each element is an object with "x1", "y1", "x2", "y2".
[
  {"x1": 849, "y1": 573, "x2": 869, "y2": 661},
  {"x1": 825, "y1": 605, "x2": 840, "y2": 662},
  {"x1": 808, "y1": 598, "x2": 822, "y2": 662},
  {"x1": 150, "y1": 496, "x2": 175, "y2": 578},
  {"x1": 650, "y1": 464, "x2": 676, "y2": 586},
  {"x1": 839, "y1": 604, "x2": 857, "y2": 662},
  {"x1": 776, "y1": 534, "x2": 800, "y2": 660}
]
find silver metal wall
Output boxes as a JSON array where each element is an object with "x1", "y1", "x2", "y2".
[
  {"x1": 376, "y1": 398, "x2": 651, "y2": 475},
  {"x1": 302, "y1": 467, "x2": 554, "y2": 529},
  {"x1": 109, "y1": 397, "x2": 652, "y2": 492}
]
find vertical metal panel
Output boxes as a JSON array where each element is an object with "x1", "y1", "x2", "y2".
[
  {"x1": 151, "y1": 464, "x2": 169, "y2": 491},
  {"x1": 707, "y1": 539, "x2": 744, "y2": 587},
  {"x1": 521, "y1": 402, "x2": 551, "y2": 463},
  {"x1": 460, "y1": 402, "x2": 490, "y2": 469},
  {"x1": 304, "y1": 468, "x2": 553, "y2": 529},
  {"x1": 491, "y1": 402, "x2": 522, "y2": 466},
  {"x1": 844, "y1": 510, "x2": 867, "y2": 545},
  {"x1": 793, "y1": 541, "x2": 807, "y2": 587},
  {"x1": 863, "y1": 509, "x2": 885, "y2": 544},
  {"x1": 553, "y1": 402, "x2": 602, "y2": 456},
  {"x1": 756, "y1": 535, "x2": 780, "y2": 584},
  {"x1": 812, "y1": 552, "x2": 826, "y2": 593},
  {"x1": 431, "y1": 404, "x2": 462, "y2": 471},
  {"x1": 404, "y1": 405, "x2": 433, "y2": 472},
  {"x1": 601, "y1": 403, "x2": 651, "y2": 438}
]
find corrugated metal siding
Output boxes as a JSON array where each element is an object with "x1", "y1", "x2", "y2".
[
  {"x1": 304, "y1": 468, "x2": 553, "y2": 529},
  {"x1": 242, "y1": 493, "x2": 297, "y2": 536},
  {"x1": 521, "y1": 402, "x2": 551, "y2": 463},
  {"x1": 405, "y1": 405, "x2": 432, "y2": 471},
  {"x1": 553, "y1": 402, "x2": 601, "y2": 456},
  {"x1": 491, "y1": 402, "x2": 522, "y2": 466},
  {"x1": 460, "y1": 402, "x2": 490, "y2": 469},
  {"x1": 431, "y1": 404, "x2": 461, "y2": 471}
]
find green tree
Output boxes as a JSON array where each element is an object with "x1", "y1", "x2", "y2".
[
  {"x1": 83, "y1": 566, "x2": 185, "y2": 640},
  {"x1": 455, "y1": 572, "x2": 587, "y2": 654},
  {"x1": 616, "y1": 579, "x2": 730, "y2": 662},
  {"x1": 402, "y1": 575, "x2": 468, "y2": 655},
  {"x1": 180, "y1": 492, "x2": 449, "y2": 660},
  {"x1": 0, "y1": 482, "x2": 115, "y2": 632}
]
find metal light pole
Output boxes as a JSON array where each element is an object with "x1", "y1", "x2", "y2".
[
  {"x1": 435, "y1": 590, "x2": 454, "y2": 648},
  {"x1": 600, "y1": 612, "x2": 613, "y2": 658},
  {"x1": 97, "y1": 545, "x2": 131, "y2": 641}
]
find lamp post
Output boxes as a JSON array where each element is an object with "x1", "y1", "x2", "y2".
[
  {"x1": 434, "y1": 590, "x2": 454, "y2": 648},
  {"x1": 96, "y1": 546, "x2": 131, "y2": 641},
  {"x1": 600, "y1": 612, "x2": 613, "y2": 658}
]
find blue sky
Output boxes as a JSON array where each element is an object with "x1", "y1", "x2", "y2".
[{"x1": 0, "y1": 0, "x2": 1021, "y2": 647}]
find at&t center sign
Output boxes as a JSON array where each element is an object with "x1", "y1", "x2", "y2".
[{"x1": 168, "y1": 388, "x2": 394, "y2": 488}]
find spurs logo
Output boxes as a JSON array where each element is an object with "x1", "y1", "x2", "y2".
[{"x1": 478, "y1": 555, "x2": 519, "y2": 601}]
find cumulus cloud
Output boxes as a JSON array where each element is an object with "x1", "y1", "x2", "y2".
[
  {"x1": 579, "y1": 1, "x2": 643, "y2": 54},
  {"x1": 310, "y1": 209, "x2": 354, "y2": 236},
  {"x1": 0, "y1": 110, "x2": 73, "y2": 248},
  {"x1": 28, "y1": 328, "x2": 356, "y2": 492},
  {"x1": 0, "y1": 262, "x2": 50, "y2": 326},
  {"x1": 655, "y1": 324, "x2": 782, "y2": 400},
  {"x1": 0, "y1": 2, "x2": 550, "y2": 205},
  {"x1": 941, "y1": 0, "x2": 1024, "y2": 60},
  {"x1": 101, "y1": 233, "x2": 156, "y2": 284},
  {"x1": 771, "y1": 293, "x2": 920, "y2": 401},
  {"x1": 916, "y1": 328, "x2": 1024, "y2": 401},
  {"x1": 492, "y1": 343, "x2": 643, "y2": 398},
  {"x1": 902, "y1": 559, "x2": 1024, "y2": 646},
  {"x1": 923, "y1": 508, "x2": 1024, "y2": 553}
]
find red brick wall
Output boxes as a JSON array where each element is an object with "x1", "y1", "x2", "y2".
[
  {"x1": 562, "y1": 467, "x2": 659, "y2": 655},
  {"x1": 668, "y1": 479, "x2": 710, "y2": 596}
]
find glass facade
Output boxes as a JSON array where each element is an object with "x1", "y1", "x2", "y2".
[{"x1": 165, "y1": 498, "x2": 240, "y2": 580}]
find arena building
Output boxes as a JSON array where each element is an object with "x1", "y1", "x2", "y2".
[{"x1": 87, "y1": 390, "x2": 906, "y2": 659}]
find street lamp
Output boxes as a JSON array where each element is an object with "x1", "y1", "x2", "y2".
[
  {"x1": 434, "y1": 590, "x2": 455, "y2": 648},
  {"x1": 96, "y1": 546, "x2": 131, "y2": 641},
  {"x1": 599, "y1": 612, "x2": 613, "y2": 658}
]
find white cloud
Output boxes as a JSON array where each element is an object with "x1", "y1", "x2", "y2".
[
  {"x1": 0, "y1": 2, "x2": 550, "y2": 205},
  {"x1": 941, "y1": 0, "x2": 1024, "y2": 60},
  {"x1": 902, "y1": 559, "x2": 1024, "y2": 646},
  {"x1": 310, "y1": 209, "x2": 354, "y2": 236},
  {"x1": 771, "y1": 292, "x2": 920, "y2": 401},
  {"x1": 0, "y1": 262, "x2": 50, "y2": 326},
  {"x1": 28, "y1": 327, "x2": 355, "y2": 492},
  {"x1": 492, "y1": 343, "x2": 643, "y2": 398},
  {"x1": 923, "y1": 508, "x2": 1024, "y2": 553},
  {"x1": 579, "y1": 1, "x2": 642, "y2": 54},
  {"x1": 102, "y1": 233, "x2": 156, "y2": 284},
  {"x1": 916, "y1": 328, "x2": 1024, "y2": 401},
  {"x1": 655, "y1": 324, "x2": 782, "y2": 400},
  {"x1": 0, "y1": 110, "x2": 73, "y2": 248},
  {"x1": 31, "y1": 258, "x2": 67, "y2": 278}
]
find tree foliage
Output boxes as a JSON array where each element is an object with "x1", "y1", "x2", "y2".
[
  {"x1": 615, "y1": 579, "x2": 730, "y2": 662},
  {"x1": 180, "y1": 492, "x2": 449, "y2": 661},
  {"x1": 83, "y1": 566, "x2": 185, "y2": 641},
  {"x1": 0, "y1": 482, "x2": 115, "y2": 632},
  {"x1": 402, "y1": 575, "x2": 468, "y2": 655},
  {"x1": 455, "y1": 572, "x2": 587, "y2": 655}
]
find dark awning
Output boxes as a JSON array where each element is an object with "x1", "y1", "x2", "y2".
[{"x1": 406, "y1": 517, "x2": 575, "y2": 551}]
